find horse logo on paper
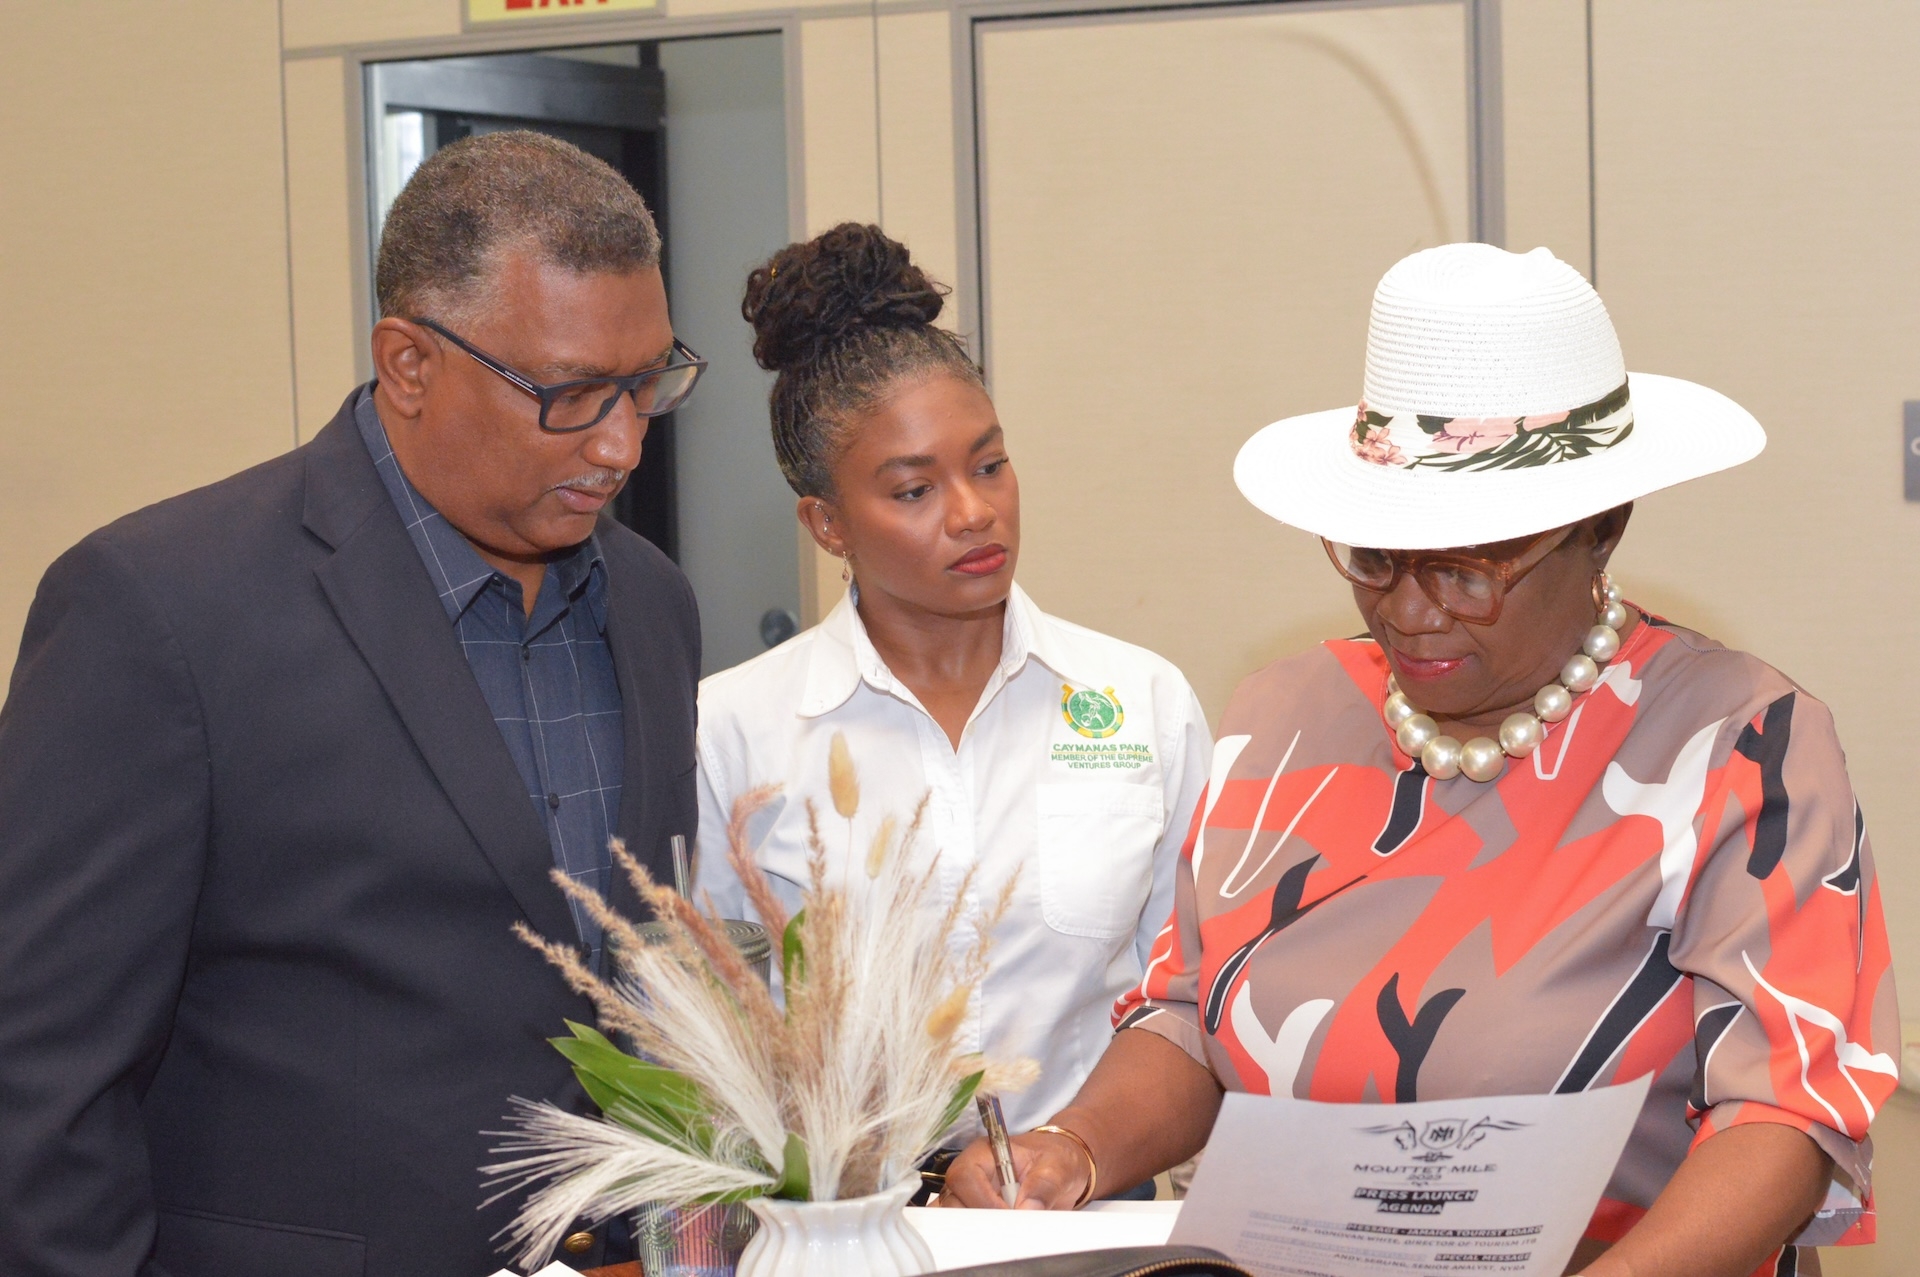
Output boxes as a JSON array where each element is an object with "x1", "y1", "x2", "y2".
[
  {"x1": 1362, "y1": 1115, "x2": 1530, "y2": 1163},
  {"x1": 1061, "y1": 685, "x2": 1124, "y2": 739}
]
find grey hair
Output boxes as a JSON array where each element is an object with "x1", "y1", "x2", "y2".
[{"x1": 375, "y1": 129, "x2": 661, "y2": 326}]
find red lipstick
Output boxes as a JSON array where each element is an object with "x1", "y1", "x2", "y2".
[
  {"x1": 1389, "y1": 651, "x2": 1468, "y2": 683},
  {"x1": 950, "y1": 544, "x2": 1008, "y2": 577}
]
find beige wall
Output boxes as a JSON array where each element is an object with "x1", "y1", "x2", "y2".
[
  {"x1": 284, "y1": 56, "x2": 368, "y2": 437},
  {"x1": 1501, "y1": 0, "x2": 1590, "y2": 274},
  {"x1": 1590, "y1": 0, "x2": 1920, "y2": 1050},
  {"x1": 976, "y1": 1, "x2": 1470, "y2": 713},
  {"x1": 0, "y1": 4, "x2": 296, "y2": 675},
  {"x1": 793, "y1": 7, "x2": 965, "y2": 615},
  {"x1": 282, "y1": 0, "x2": 462, "y2": 49}
]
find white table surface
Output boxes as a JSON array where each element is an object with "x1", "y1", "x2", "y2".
[
  {"x1": 497, "y1": 1199, "x2": 1183, "y2": 1276},
  {"x1": 906, "y1": 1200, "x2": 1182, "y2": 1270}
]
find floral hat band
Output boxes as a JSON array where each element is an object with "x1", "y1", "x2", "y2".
[{"x1": 1349, "y1": 379, "x2": 1634, "y2": 473}]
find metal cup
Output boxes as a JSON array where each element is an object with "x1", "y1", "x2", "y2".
[
  {"x1": 632, "y1": 1200, "x2": 759, "y2": 1277},
  {"x1": 719, "y1": 919, "x2": 772, "y2": 986},
  {"x1": 632, "y1": 918, "x2": 772, "y2": 986}
]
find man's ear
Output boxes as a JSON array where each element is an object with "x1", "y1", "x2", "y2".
[
  {"x1": 370, "y1": 318, "x2": 439, "y2": 420},
  {"x1": 798, "y1": 496, "x2": 847, "y2": 557}
]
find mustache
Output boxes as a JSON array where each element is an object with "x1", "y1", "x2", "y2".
[{"x1": 551, "y1": 469, "x2": 627, "y2": 494}]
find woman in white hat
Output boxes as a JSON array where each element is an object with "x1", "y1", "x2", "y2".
[{"x1": 942, "y1": 244, "x2": 1896, "y2": 1276}]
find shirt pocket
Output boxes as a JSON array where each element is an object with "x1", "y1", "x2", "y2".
[{"x1": 1035, "y1": 781, "x2": 1166, "y2": 940}]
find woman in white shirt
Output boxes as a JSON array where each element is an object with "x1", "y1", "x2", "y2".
[{"x1": 694, "y1": 223, "x2": 1211, "y2": 1153}]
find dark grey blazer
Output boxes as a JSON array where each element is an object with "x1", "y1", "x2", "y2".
[{"x1": 0, "y1": 390, "x2": 700, "y2": 1277}]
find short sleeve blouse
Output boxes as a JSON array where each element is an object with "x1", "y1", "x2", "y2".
[{"x1": 1114, "y1": 618, "x2": 1897, "y2": 1274}]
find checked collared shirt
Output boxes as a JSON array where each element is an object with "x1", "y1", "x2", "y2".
[{"x1": 355, "y1": 389, "x2": 623, "y2": 967}]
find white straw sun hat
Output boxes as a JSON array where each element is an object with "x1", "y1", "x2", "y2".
[{"x1": 1233, "y1": 242, "x2": 1766, "y2": 550}]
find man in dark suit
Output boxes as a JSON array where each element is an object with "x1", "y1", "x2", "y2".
[{"x1": 0, "y1": 131, "x2": 703, "y2": 1276}]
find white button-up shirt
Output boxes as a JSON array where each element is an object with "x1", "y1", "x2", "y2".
[{"x1": 694, "y1": 584, "x2": 1211, "y2": 1133}]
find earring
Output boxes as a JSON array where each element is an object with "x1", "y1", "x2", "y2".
[
  {"x1": 841, "y1": 553, "x2": 853, "y2": 584},
  {"x1": 1591, "y1": 571, "x2": 1611, "y2": 612}
]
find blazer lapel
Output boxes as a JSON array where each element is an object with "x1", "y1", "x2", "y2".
[
  {"x1": 301, "y1": 397, "x2": 579, "y2": 947},
  {"x1": 602, "y1": 540, "x2": 659, "y2": 924}
]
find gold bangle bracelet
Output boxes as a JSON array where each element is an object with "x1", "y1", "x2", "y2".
[{"x1": 1031, "y1": 1124, "x2": 1099, "y2": 1208}]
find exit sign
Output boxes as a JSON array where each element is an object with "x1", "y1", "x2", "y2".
[{"x1": 469, "y1": 0, "x2": 659, "y2": 21}]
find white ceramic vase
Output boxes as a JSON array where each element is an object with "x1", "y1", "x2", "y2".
[{"x1": 735, "y1": 1179, "x2": 934, "y2": 1277}]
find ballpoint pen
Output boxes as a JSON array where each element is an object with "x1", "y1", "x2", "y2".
[
  {"x1": 976, "y1": 1093, "x2": 1020, "y2": 1207},
  {"x1": 669, "y1": 833, "x2": 691, "y2": 898}
]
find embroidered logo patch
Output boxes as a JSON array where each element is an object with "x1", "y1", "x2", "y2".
[{"x1": 1061, "y1": 684, "x2": 1124, "y2": 739}]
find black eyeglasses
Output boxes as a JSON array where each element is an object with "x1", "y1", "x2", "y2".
[{"x1": 412, "y1": 317, "x2": 706, "y2": 433}]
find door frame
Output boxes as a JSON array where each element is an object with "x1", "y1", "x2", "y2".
[{"x1": 286, "y1": 14, "x2": 808, "y2": 389}]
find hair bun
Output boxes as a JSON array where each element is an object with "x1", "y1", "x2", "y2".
[{"x1": 742, "y1": 223, "x2": 947, "y2": 374}]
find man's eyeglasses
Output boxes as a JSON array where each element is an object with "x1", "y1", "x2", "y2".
[
  {"x1": 1321, "y1": 526, "x2": 1575, "y2": 625},
  {"x1": 412, "y1": 317, "x2": 706, "y2": 433}
]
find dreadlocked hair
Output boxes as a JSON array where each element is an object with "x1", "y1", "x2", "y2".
[{"x1": 741, "y1": 223, "x2": 983, "y2": 497}]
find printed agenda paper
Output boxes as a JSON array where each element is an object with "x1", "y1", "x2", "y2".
[{"x1": 1170, "y1": 1075, "x2": 1651, "y2": 1276}]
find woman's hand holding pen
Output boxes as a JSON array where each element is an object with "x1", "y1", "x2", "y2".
[
  {"x1": 938, "y1": 1131, "x2": 1089, "y2": 1210},
  {"x1": 940, "y1": 1029, "x2": 1223, "y2": 1210}
]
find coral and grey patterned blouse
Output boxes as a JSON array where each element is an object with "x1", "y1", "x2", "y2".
[{"x1": 1114, "y1": 618, "x2": 1896, "y2": 1275}]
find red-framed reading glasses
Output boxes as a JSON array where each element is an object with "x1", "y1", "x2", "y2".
[
  {"x1": 1320, "y1": 525, "x2": 1576, "y2": 625},
  {"x1": 412, "y1": 317, "x2": 707, "y2": 434}
]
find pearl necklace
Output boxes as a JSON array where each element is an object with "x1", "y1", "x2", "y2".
[{"x1": 1382, "y1": 574, "x2": 1627, "y2": 783}]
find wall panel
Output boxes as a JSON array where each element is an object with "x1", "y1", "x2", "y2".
[
  {"x1": 284, "y1": 56, "x2": 366, "y2": 439},
  {"x1": 877, "y1": 10, "x2": 960, "y2": 310},
  {"x1": 1592, "y1": 0, "x2": 1920, "y2": 1026},
  {"x1": 798, "y1": 14, "x2": 885, "y2": 616},
  {"x1": 800, "y1": 14, "x2": 882, "y2": 232},
  {"x1": 282, "y1": 0, "x2": 462, "y2": 51},
  {"x1": 0, "y1": 2, "x2": 295, "y2": 683},
  {"x1": 977, "y1": 1, "x2": 1469, "y2": 714},
  {"x1": 1501, "y1": 0, "x2": 1590, "y2": 272}
]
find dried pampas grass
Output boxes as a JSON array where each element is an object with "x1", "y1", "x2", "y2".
[
  {"x1": 486, "y1": 750, "x2": 1028, "y2": 1268},
  {"x1": 828, "y1": 731, "x2": 860, "y2": 820}
]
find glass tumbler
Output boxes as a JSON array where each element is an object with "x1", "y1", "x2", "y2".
[{"x1": 632, "y1": 1199, "x2": 760, "y2": 1277}]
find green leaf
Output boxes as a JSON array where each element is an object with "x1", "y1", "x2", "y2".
[
  {"x1": 782, "y1": 910, "x2": 807, "y2": 991},
  {"x1": 550, "y1": 1021, "x2": 714, "y2": 1150},
  {"x1": 552, "y1": 1026, "x2": 707, "y2": 1117},
  {"x1": 932, "y1": 1071, "x2": 986, "y2": 1143},
  {"x1": 564, "y1": 1020, "x2": 619, "y2": 1050},
  {"x1": 771, "y1": 1131, "x2": 811, "y2": 1200}
]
